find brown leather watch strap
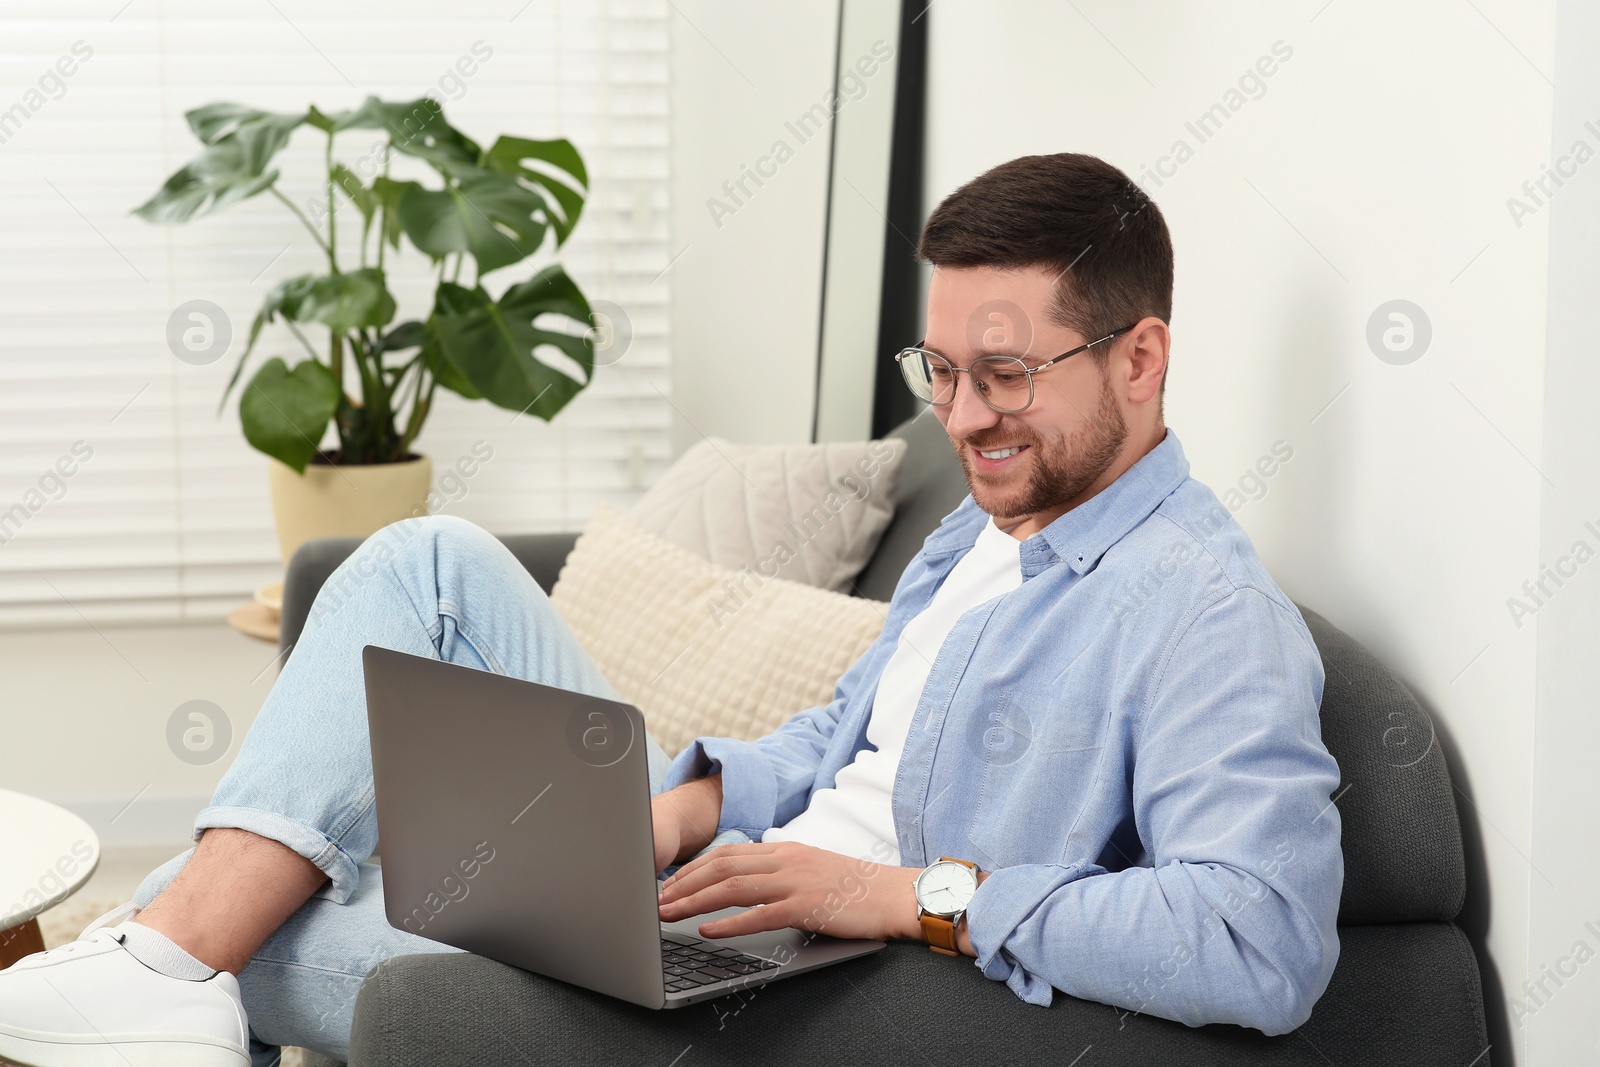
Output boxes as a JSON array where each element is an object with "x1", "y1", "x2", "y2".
[
  {"x1": 920, "y1": 857, "x2": 977, "y2": 956},
  {"x1": 920, "y1": 913, "x2": 961, "y2": 955}
]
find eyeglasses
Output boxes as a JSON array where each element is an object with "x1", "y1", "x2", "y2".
[{"x1": 894, "y1": 324, "x2": 1137, "y2": 414}]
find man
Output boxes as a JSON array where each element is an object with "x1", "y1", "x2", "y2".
[{"x1": 0, "y1": 153, "x2": 1341, "y2": 1066}]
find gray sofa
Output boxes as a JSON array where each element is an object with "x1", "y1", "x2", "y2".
[{"x1": 282, "y1": 411, "x2": 1488, "y2": 1066}]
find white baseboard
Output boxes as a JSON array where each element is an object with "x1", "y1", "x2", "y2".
[{"x1": 43, "y1": 794, "x2": 209, "y2": 850}]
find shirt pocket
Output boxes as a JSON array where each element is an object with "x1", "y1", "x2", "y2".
[{"x1": 962, "y1": 684, "x2": 1110, "y2": 867}]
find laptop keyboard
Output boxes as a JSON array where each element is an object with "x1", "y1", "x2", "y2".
[{"x1": 660, "y1": 931, "x2": 780, "y2": 993}]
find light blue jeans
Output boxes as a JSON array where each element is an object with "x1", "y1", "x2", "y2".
[{"x1": 132, "y1": 515, "x2": 676, "y2": 1066}]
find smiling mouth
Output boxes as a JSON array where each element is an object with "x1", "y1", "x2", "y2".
[{"x1": 974, "y1": 445, "x2": 1026, "y2": 460}]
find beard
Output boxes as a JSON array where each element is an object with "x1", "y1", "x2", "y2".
[{"x1": 954, "y1": 371, "x2": 1129, "y2": 522}]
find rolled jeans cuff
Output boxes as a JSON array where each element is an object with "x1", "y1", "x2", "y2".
[{"x1": 194, "y1": 804, "x2": 364, "y2": 904}]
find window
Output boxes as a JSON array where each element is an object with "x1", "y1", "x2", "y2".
[{"x1": 0, "y1": 0, "x2": 671, "y2": 627}]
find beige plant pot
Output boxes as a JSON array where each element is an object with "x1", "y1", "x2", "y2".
[{"x1": 267, "y1": 454, "x2": 434, "y2": 567}]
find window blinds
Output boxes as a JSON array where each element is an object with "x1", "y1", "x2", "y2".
[{"x1": 0, "y1": 0, "x2": 671, "y2": 628}]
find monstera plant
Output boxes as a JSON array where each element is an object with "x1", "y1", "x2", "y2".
[{"x1": 135, "y1": 95, "x2": 596, "y2": 473}]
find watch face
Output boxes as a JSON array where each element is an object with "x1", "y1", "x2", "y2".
[{"x1": 915, "y1": 860, "x2": 977, "y2": 917}]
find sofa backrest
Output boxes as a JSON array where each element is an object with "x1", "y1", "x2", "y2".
[
  {"x1": 1297, "y1": 606, "x2": 1466, "y2": 924},
  {"x1": 854, "y1": 409, "x2": 971, "y2": 601},
  {"x1": 857, "y1": 410, "x2": 1466, "y2": 926}
]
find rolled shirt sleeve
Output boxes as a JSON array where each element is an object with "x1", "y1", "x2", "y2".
[{"x1": 663, "y1": 734, "x2": 785, "y2": 839}]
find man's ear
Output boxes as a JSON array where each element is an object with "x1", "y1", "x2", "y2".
[{"x1": 1122, "y1": 318, "x2": 1170, "y2": 405}]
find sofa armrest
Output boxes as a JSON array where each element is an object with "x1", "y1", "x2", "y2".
[{"x1": 278, "y1": 529, "x2": 580, "y2": 657}]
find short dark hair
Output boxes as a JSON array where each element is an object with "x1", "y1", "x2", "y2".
[{"x1": 917, "y1": 153, "x2": 1173, "y2": 355}]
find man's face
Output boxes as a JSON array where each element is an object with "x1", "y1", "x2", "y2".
[{"x1": 923, "y1": 266, "x2": 1130, "y2": 531}]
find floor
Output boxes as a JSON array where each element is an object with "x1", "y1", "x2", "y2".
[{"x1": 34, "y1": 845, "x2": 309, "y2": 1067}]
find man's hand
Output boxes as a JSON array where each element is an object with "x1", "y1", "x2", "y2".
[
  {"x1": 656, "y1": 840, "x2": 924, "y2": 943},
  {"x1": 650, "y1": 774, "x2": 724, "y2": 873}
]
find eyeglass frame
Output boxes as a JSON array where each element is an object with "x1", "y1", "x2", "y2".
[{"x1": 892, "y1": 322, "x2": 1139, "y2": 414}]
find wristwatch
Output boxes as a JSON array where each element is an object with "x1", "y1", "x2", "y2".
[{"x1": 914, "y1": 856, "x2": 979, "y2": 956}]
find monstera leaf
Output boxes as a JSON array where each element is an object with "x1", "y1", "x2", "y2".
[
  {"x1": 181, "y1": 103, "x2": 303, "y2": 145},
  {"x1": 222, "y1": 269, "x2": 397, "y2": 408},
  {"x1": 240, "y1": 357, "x2": 341, "y2": 472},
  {"x1": 134, "y1": 106, "x2": 306, "y2": 223},
  {"x1": 270, "y1": 268, "x2": 396, "y2": 333},
  {"x1": 309, "y1": 96, "x2": 483, "y2": 173},
  {"x1": 375, "y1": 320, "x2": 481, "y2": 400},
  {"x1": 395, "y1": 168, "x2": 554, "y2": 276},
  {"x1": 428, "y1": 266, "x2": 593, "y2": 420},
  {"x1": 481, "y1": 136, "x2": 588, "y2": 246},
  {"x1": 330, "y1": 163, "x2": 377, "y2": 229},
  {"x1": 370, "y1": 176, "x2": 413, "y2": 252}
]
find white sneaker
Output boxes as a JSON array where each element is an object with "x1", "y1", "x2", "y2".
[{"x1": 0, "y1": 927, "x2": 249, "y2": 1067}]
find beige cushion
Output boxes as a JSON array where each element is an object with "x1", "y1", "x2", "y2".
[
  {"x1": 629, "y1": 437, "x2": 905, "y2": 594},
  {"x1": 550, "y1": 505, "x2": 888, "y2": 758}
]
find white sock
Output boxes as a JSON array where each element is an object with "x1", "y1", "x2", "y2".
[{"x1": 112, "y1": 921, "x2": 217, "y2": 981}]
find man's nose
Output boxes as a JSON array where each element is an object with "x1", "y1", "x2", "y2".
[{"x1": 943, "y1": 371, "x2": 1001, "y2": 440}]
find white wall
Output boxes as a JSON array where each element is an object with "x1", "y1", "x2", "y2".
[
  {"x1": 1527, "y1": 0, "x2": 1600, "y2": 1060},
  {"x1": 667, "y1": 1, "x2": 840, "y2": 451},
  {"x1": 926, "y1": 2, "x2": 1571, "y2": 1062},
  {"x1": 1, "y1": 623, "x2": 277, "y2": 849}
]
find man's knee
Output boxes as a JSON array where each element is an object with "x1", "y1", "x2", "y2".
[
  {"x1": 385, "y1": 512, "x2": 484, "y2": 546},
  {"x1": 312, "y1": 515, "x2": 497, "y2": 626},
  {"x1": 368, "y1": 513, "x2": 502, "y2": 570}
]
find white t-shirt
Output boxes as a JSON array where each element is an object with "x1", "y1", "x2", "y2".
[{"x1": 762, "y1": 515, "x2": 1024, "y2": 864}]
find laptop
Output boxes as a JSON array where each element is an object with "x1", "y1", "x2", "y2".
[{"x1": 361, "y1": 645, "x2": 886, "y2": 1009}]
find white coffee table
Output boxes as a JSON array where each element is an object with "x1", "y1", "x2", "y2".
[{"x1": 0, "y1": 789, "x2": 100, "y2": 967}]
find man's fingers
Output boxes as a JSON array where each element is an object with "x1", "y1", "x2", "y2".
[
  {"x1": 665, "y1": 841, "x2": 781, "y2": 881},
  {"x1": 660, "y1": 843, "x2": 781, "y2": 899},
  {"x1": 695, "y1": 904, "x2": 793, "y2": 940},
  {"x1": 659, "y1": 870, "x2": 784, "y2": 921}
]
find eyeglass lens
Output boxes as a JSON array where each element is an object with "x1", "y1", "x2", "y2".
[{"x1": 900, "y1": 352, "x2": 1032, "y2": 414}]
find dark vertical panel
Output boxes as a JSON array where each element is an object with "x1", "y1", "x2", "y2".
[{"x1": 870, "y1": 0, "x2": 928, "y2": 438}]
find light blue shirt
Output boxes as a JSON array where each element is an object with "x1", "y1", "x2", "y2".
[{"x1": 663, "y1": 430, "x2": 1342, "y2": 1034}]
